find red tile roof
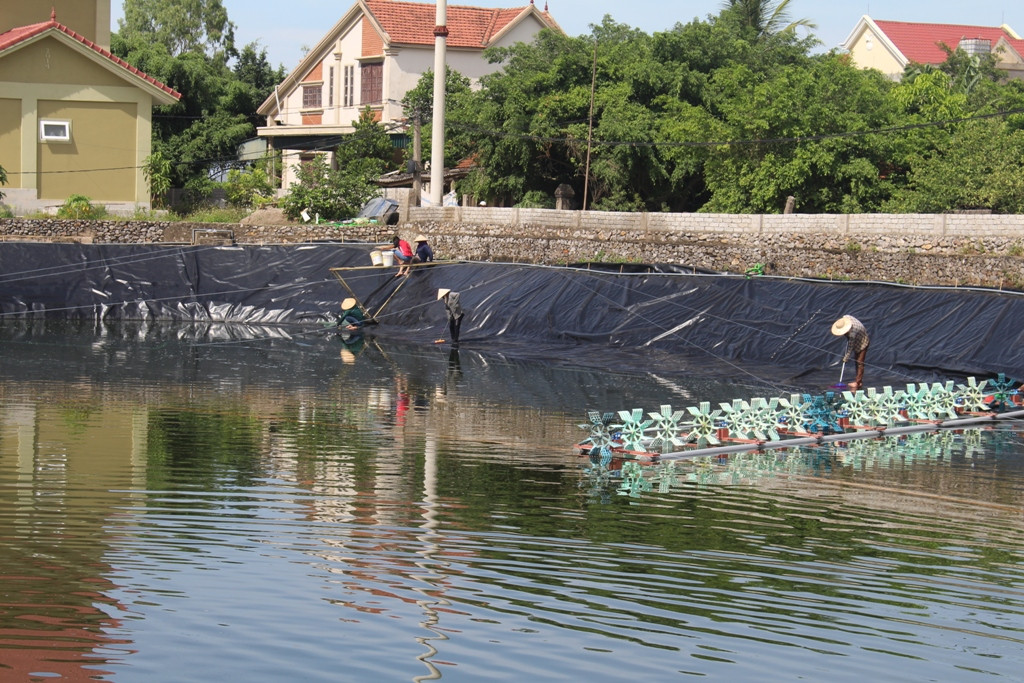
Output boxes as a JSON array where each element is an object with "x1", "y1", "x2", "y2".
[
  {"x1": 0, "y1": 18, "x2": 181, "y2": 100},
  {"x1": 365, "y1": 0, "x2": 554, "y2": 49},
  {"x1": 874, "y1": 19, "x2": 1024, "y2": 65}
]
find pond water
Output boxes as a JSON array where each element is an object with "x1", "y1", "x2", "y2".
[{"x1": 1, "y1": 322, "x2": 1022, "y2": 681}]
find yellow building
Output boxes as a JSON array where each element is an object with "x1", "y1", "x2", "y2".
[
  {"x1": 843, "y1": 15, "x2": 1024, "y2": 81},
  {"x1": 0, "y1": 4, "x2": 180, "y2": 214}
]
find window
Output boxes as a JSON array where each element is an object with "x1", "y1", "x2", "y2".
[
  {"x1": 343, "y1": 65, "x2": 355, "y2": 107},
  {"x1": 360, "y1": 62, "x2": 382, "y2": 105},
  {"x1": 39, "y1": 119, "x2": 71, "y2": 143},
  {"x1": 328, "y1": 66, "x2": 335, "y2": 107},
  {"x1": 302, "y1": 84, "x2": 322, "y2": 110}
]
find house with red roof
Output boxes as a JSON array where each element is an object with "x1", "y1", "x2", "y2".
[
  {"x1": 0, "y1": 1, "x2": 180, "y2": 215},
  {"x1": 842, "y1": 15, "x2": 1024, "y2": 81},
  {"x1": 256, "y1": 0, "x2": 561, "y2": 193}
]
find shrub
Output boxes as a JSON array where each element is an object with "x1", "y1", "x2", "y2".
[
  {"x1": 281, "y1": 154, "x2": 378, "y2": 221},
  {"x1": 143, "y1": 151, "x2": 172, "y2": 208},
  {"x1": 173, "y1": 206, "x2": 249, "y2": 223},
  {"x1": 56, "y1": 194, "x2": 106, "y2": 220},
  {"x1": 226, "y1": 164, "x2": 275, "y2": 209},
  {"x1": 516, "y1": 190, "x2": 554, "y2": 209}
]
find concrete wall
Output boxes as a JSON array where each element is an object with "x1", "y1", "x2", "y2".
[{"x1": 3, "y1": 208, "x2": 1024, "y2": 289}]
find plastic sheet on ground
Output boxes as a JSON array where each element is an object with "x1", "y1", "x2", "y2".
[{"x1": 1, "y1": 242, "x2": 1022, "y2": 385}]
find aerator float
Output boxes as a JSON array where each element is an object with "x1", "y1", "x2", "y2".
[{"x1": 575, "y1": 374, "x2": 1024, "y2": 468}]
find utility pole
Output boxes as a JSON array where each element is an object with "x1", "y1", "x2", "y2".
[
  {"x1": 583, "y1": 39, "x2": 597, "y2": 212},
  {"x1": 430, "y1": 0, "x2": 448, "y2": 206}
]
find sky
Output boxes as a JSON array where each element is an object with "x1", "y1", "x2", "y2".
[{"x1": 111, "y1": 1, "x2": 1024, "y2": 71}]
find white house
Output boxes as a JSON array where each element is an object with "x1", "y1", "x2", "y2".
[{"x1": 256, "y1": 0, "x2": 561, "y2": 191}]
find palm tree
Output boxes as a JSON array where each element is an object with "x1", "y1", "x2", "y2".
[{"x1": 720, "y1": 0, "x2": 816, "y2": 38}]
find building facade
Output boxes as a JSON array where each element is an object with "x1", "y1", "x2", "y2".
[
  {"x1": 0, "y1": 4, "x2": 180, "y2": 214},
  {"x1": 843, "y1": 15, "x2": 1024, "y2": 81},
  {"x1": 256, "y1": 0, "x2": 561, "y2": 191}
]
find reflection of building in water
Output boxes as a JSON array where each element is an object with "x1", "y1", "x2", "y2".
[{"x1": 0, "y1": 399, "x2": 141, "y2": 678}]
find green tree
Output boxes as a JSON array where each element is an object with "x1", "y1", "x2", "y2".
[
  {"x1": 113, "y1": 21, "x2": 269, "y2": 201},
  {"x1": 282, "y1": 109, "x2": 396, "y2": 221},
  {"x1": 718, "y1": 0, "x2": 816, "y2": 39},
  {"x1": 0, "y1": 164, "x2": 7, "y2": 202},
  {"x1": 335, "y1": 108, "x2": 397, "y2": 172},
  {"x1": 701, "y1": 53, "x2": 897, "y2": 213},
  {"x1": 883, "y1": 117, "x2": 1024, "y2": 213},
  {"x1": 281, "y1": 154, "x2": 377, "y2": 221},
  {"x1": 400, "y1": 66, "x2": 474, "y2": 167},
  {"x1": 225, "y1": 161, "x2": 275, "y2": 208},
  {"x1": 120, "y1": 0, "x2": 236, "y2": 59},
  {"x1": 461, "y1": 20, "x2": 671, "y2": 209},
  {"x1": 233, "y1": 43, "x2": 287, "y2": 128},
  {"x1": 144, "y1": 150, "x2": 173, "y2": 207}
]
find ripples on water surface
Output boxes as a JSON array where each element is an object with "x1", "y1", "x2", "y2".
[{"x1": 0, "y1": 322, "x2": 1022, "y2": 681}]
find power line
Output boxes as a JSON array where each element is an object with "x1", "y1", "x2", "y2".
[
  {"x1": 446, "y1": 107, "x2": 1024, "y2": 149},
  {"x1": 5, "y1": 107, "x2": 1022, "y2": 179}
]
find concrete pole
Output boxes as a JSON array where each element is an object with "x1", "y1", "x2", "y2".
[
  {"x1": 430, "y1": 0, "x2": 448, "y2": 206},
  {"x1": 412, "y1": 114, "x2": 422, "y2": 207}
]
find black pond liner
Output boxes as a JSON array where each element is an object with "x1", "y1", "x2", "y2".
[{"x1": 1, "y1": 242, "x2": 1022, "y2": 387}]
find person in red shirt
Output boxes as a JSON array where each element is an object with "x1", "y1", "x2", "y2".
[{"x1": 393, "y1": 235, "x2": 413, "y2": 276}]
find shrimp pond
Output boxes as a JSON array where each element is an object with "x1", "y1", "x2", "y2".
[{"x1": 1, "y1": 321, "x2": 1022, "y2": 681}]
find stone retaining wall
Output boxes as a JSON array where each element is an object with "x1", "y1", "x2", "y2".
[
  {"x1": 3, "y1": 208, "x2": 1024, "y2": 289},
  {"x1": 404, "y1": 208, "x2": 1024, "y2": 290}
]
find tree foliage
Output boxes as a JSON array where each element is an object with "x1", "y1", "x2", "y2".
[
  {"x1": 281, "y1": 109, "x2": 396, "y2": 220},
  {"x1": 400, "y1": 67, "x2": 475, "y2": 168},
  {"x1": 280, "y1": 155, "x2": 377, "y2": 221},
  {"x1": 113, "y1": 2, "x2": 285, "y2": 201},
  {"x1": 113, "y1": 0, "x2": 1024, "y2": 215},
  {"x1": 120, "y1": 0, "x2": 236, "y2": 59},
  {"x1": 451, "y1": 4, "x2": 1024, "y2": 214},
  {"x1": 718, "y1": 0, "x2": 816, "y2": 39}
]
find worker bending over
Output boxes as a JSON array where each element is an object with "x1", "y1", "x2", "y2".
[
  {"x1": 831, "y1": 315, "x2": 870, "y2": 390},
  {"x1": 437, "y1": 289, "x2": 464, "y2": 346}
]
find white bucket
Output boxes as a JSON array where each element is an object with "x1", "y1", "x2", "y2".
[
  {"x1": 381, "y1": 250, "x2": 394, "y2": 267},
  {"x1": 369, "y1": 250, "x2": 383, "y2": 266}
]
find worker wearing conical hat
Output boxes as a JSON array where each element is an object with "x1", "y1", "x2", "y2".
[
  {"x1": 437, "y1": 289, "x2": 464, "y2": 346},
  {"x1": 338, "y1": 297, "x2": 366, "y2": 331},
  {"x1": 831, "y1": 315, "x2": 870, "y2": 390},
  {"x1": 413, "y1": 234, "x2": 434, "y2": 265}
]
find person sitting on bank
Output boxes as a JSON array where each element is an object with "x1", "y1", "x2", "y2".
[
  {"x1": 437, "y1": 288, "x2": 464, "y2": 346},
  {"x1": 337, "y1": 297, "x2": 366, "y2": 331},
  {"x1": 393, "y1": 235, "x2": 414, "y2": 276},
  {"x1": 831, "y1": 314, "x2": 870, "y2": 391},
  {"x1": 413, "y1": 234, "x2": 434, "y2": 266}
]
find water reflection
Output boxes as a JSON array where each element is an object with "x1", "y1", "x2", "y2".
[
  {"x1": 0, "y1": 321, "x2": 1022, "y2": 680},
  {"x1": 593, "y1": 426, "x2": 1024, "y2": 507},
  {"x1": 0, "y1": 400, "x2": 138, "y2": 679}
]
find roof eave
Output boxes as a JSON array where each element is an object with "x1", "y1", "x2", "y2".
[
  {"x1": 258, "y1": 1, "x2": 369, "y2": 116},
  {"x1": 485, "y1": 6, "x2": 563, "y2": 47},
  {"x1": 842, "y1": 15, "x2": 909, "y2": 70}
]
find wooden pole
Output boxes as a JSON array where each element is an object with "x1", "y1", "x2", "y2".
[{"x1": 583, "y1": 39, "x2": 597, "y2": 212}]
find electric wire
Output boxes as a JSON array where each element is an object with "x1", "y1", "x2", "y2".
[{"x1": 8, "y1": 107, "x2": 1023, "y2": 177}]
